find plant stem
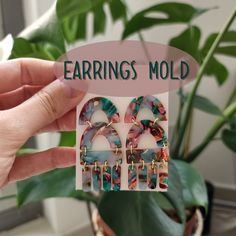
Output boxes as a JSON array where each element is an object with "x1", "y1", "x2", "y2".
[
  {"x1": 183, "y1": 110, "x2": 194, "y2": 158},
  {"x1": 171, "y1": 7, "x2": 236, "y2": 158},
  {"x1": 171, "y1": 87, "x2": 185, "y2": 153},
  {"x1": 186, "y1": 103, "x2": 236, "y2": 162},
  {"x1": 225, "y1": 86, "x2": 236, "y2": 109}
]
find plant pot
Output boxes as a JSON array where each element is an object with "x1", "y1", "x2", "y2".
[{"x1": 92, "y1": 208, "x2": 203, "y2": 236}]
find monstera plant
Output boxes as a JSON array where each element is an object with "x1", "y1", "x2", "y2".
[{"x1": 1, "y1": 1, "x2": 236, "y2": 236}]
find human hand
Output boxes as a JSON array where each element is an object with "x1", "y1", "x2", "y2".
[{"x1": 0, "y1": 58, "x2": 85, "y2": 188}]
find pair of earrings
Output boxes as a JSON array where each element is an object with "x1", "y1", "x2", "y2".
[{"x1": 79, "y1": 95, "x2": 168, "y2": 192}]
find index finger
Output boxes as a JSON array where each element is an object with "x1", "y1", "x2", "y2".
[{"x1": 0, "y1": 58, "x2": 55, "y2": 94}]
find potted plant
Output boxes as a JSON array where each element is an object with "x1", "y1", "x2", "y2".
[{"x1": 2, "y1": 1, "x2": 236, "y2": 235}]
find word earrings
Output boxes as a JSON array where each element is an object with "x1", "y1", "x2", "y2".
[
  {"x1": 125, "y1": 95, "x2": 169, "y2": 190},
  {"x1": 79, "y1": 97, "x2": 122, "y2": 192}
]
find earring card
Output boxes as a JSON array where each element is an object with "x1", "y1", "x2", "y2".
[{"x1": 76, "y1": 93, "x2": 169, "y2": 192}]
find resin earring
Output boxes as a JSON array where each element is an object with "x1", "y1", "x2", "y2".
[
  {"x1": 124, "y1": 95, "x2": 167, "y2": 123},
  {"x1": 79, "y1": 97, "x2": 122, "y2": 192},
  {"x1": 79, "y1": 97, "x2": 120, "y2": 125},
  {"x1": 80, "y1": 122, "x2": 122, "y2": 192},
  {"x1": 126, "y1": 120, "x2": 169, "y2": 190},
  {"x1": 125, "y1": 95, "x2": 169, "y2": 191}
]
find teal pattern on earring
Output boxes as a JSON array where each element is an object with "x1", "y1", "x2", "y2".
[
  {"x1": 125, "y1": 95, "x2": 167, "y2": 123},
  {"x1": 112, "y1": 165, "x2": 121, "y2": 191},
  {"x1": 92, "y1": 166, "x2": 101, "y2": 191},
  {"x1": 128, "y1": 165, "x2": 137, "y2": 190},
  {"x1": 80, "y1": 122, "x2": 122, "y2": 150},
  {"x1": 79, "y1": 97, "x2": 120, "y2": 124},
  {"x1": 80, "y1": 122, "x2": 122, "y2": 165},
  {"x1": 103, "y1": 166, "x2": 112, "y2": 191}
]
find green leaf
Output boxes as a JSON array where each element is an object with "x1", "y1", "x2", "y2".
[
  {"x1": 200, "y1": 31, "x2": 235, "y2": 84},
  {"x1": 205, "y1": 57, "x2": 228, "y2": 85},
  {"x1": 108, "y1": 0, "x2": 127, "y2": 22},
  {"x1": 222, "y1": 129, "x2": 236, "y2": 152},
  {"x1": 56, "y1": 0, "x2": 92, "y2": 19},
  {"x1": 62, "y1": 13, "x2": 87, "y2": 42},
  {"x1": 169, "y1": 26, "x2": 201, "y2": 62},
  {"x1": 192, "y1": 94, "x2": 223, "y2": 115},
  {"x1": 20, "y1": 11, "x2": 65, "y2": 54},
  {"x1": 10, "y1": 38, "x2": 60, "y2": 60},
  {"x1": 56, "y1": 0, "x2": 126, "y2": 43},
  {"x1": 229, "y1": 116, "x2": 236, "y2": 130},
  {"x1": 17, "y1": 130, "x2": 99, "y2": 206},
  {"x1": 161, "y1": 161, "x2": 185, "y2": 223},
  {"x1": 93, "y1": 3, "x2": 106, "y2": 35},
  {"x1": 202, "y1": 31, "x2": 236, "y2": 54},
  {"x1": 98, "y1": 161, "x2": 185, "y2": 236},
  {"x1": 122, "y1": 2, "x2": 210, "y2": 39},
  {"x1": 59, "y1": 131, "x2": 76, "y2": 147},
  {"x1": 216, "y1": 45, "x2": 236, "y2": 57},
  {"x1": 173, "y1": 160, "x2": 208, "y2": 214},
  {"x1": 17, "y1": 167, "x2": 98, "y2": 206},
  {"x1": 17, "y1": 167, "x2": 76, "y2": 206}
]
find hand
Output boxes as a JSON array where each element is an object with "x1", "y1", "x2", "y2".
[{"x1": 0, "y1": 58, "x2": 85, "y2": 188}]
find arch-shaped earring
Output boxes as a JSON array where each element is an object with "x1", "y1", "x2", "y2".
[
  {"x1": 80, "y1": 122, "x2": 122, "y2": 192},
  {"x1": 124, "y1": 95, "x2": 167, "y2": 123},
  {"x1": 79, "y1": 97, "x2": 120, "y2": 125},
  {"x1": 80, "y1": 122, "x2": 122, "y2": 165},
  {"x1": 126, "y1": 119, "x2": 169, "y2": 190},
  {"x1": 126, "y1": 120, "x2": 168, "y2": 164}
]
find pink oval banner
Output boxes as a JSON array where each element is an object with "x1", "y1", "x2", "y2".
[{"x1": 54, "y1": 40, "x2": 198, "y2": 96}]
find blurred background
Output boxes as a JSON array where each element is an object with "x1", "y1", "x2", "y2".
[{"x1": 0, "y1": 0, "x2": 235, "y2": 235}]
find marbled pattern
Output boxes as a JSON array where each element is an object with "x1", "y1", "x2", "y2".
[
  {"x1": 126, "y1": 120, "x2": 168, "y2": 165},
  {"x1": 103, "y1": 166, "x2": 112, "y2": 192},
  {"x1": 79, "y1": 97, "x2": 120, "y2": 124},
  {"x1": 92, "y1": 166, "x2": 101, "y2": 191},
  {"x1": 81, "y1": 122, "x2": 122, "y2": 150},
  {"x1": 159, "y1": 162, "x2": 168, "y2": 189},
  {"x1": 125, "y1": 95, "x2": 167, "y2": 123},
  {"x1": 126, "y1": 148, "x2": 169, "y2": 164},
  {"x1": 126, "y1": 120, "x2": 167, "y2": 148},
  {"x1": 80, "y1": 122, "x2": 122, "y2": 165},
  {"x1": 128, "y1": 165, "x2": 137, "y2": 190},
  {"x1": 82, "y1": 166, "x2": 91, "y2": 192},
  {"x1": 112, "y1": 165, "x2": 121, "y2": 191}
]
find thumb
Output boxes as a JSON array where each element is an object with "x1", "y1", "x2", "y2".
[{"x1": 10, "y1": 80, "x2": 85, "y2": 137}]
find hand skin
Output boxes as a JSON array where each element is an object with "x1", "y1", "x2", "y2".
[{"x1": 0, "y1": 58, "x2": 85, "y2": 188}]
